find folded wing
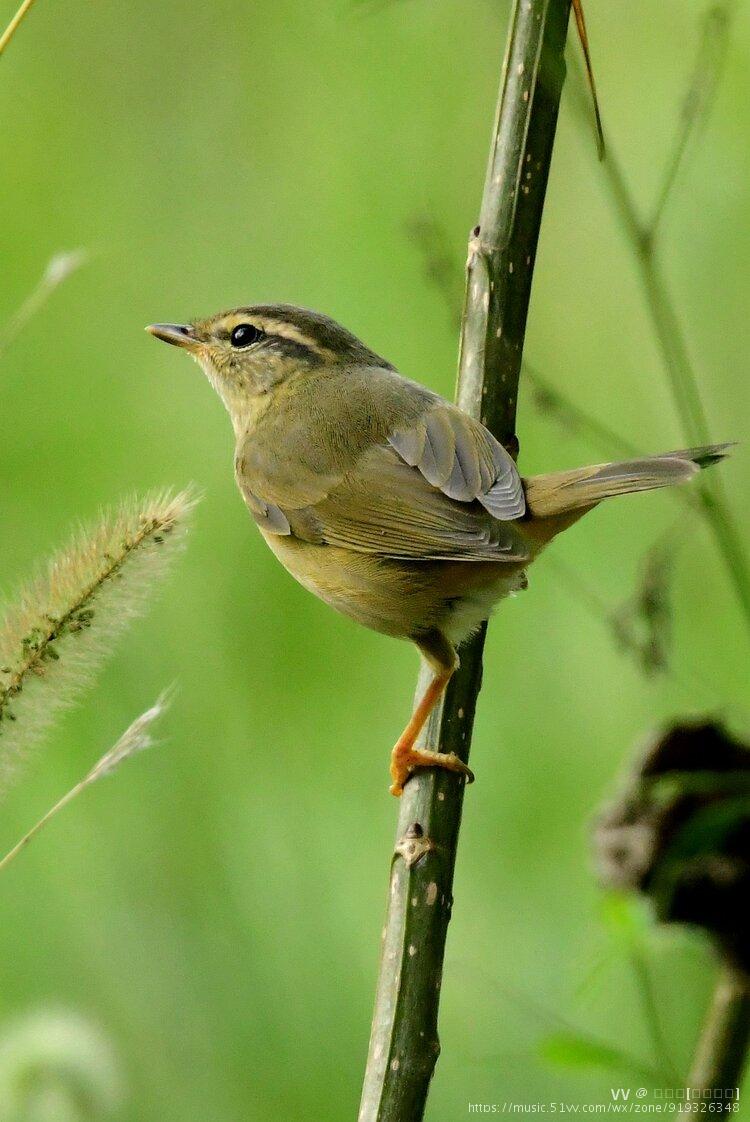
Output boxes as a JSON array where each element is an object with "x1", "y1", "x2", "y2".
[
  {"x1": 235, "y1": 373, "x2": 528, "y2": 562},
  {"x1": 388, "y1": 402, "x2": 525, "y2": 520}
]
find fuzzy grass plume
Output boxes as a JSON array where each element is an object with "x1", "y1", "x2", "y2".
[
  {"x1": 0, "y1": 490, "x2": 196, "y2": 791},
  {"x1": 0, "y1": 691, "x2": 171, "y2": 873}
]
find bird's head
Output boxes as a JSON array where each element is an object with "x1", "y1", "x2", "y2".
[{"x1": 147, "y1": 304, "x2": 391, "y2": 431}]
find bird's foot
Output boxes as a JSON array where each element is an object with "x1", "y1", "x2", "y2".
[{"x1": 389, "y1": 744, "x2": 475, "y2": 797}]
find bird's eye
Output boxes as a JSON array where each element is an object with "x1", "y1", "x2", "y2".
[{"x1": 230, "y1": 323, "x2": 263, "y2": 349}]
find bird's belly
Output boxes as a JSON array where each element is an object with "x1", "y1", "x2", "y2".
[
  {"x1": 440, "y1": 566, "x2": 528, "y2": 645},
  {"x1": 259, "y1": 529, "x2": 527, "y2": 644}
]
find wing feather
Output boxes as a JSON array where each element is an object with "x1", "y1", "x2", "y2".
[
  {"x1": 298, "y1": 445, "x2": 528, "y2": 562},
  {"x1": 389, "y1": 402, "x2": 525, "y2": 520},
  {"x1": 388, "y1": 423, "x2": 426, "y2": 467},
  {"x1": 419, "y1": 409, "x2": 455, "y2": 487}
]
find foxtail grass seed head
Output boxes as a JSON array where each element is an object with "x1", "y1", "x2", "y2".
[{"x1": 0, "y1": 490, "x2": 197, "y2": 793}]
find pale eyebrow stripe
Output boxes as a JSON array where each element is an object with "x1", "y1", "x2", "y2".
[{"x1": 255, "y1": 319, "x2": 336, "y2": 361}]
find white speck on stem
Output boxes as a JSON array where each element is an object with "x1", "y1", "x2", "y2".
[
  {"x1": 408, "y1": 945, "x2": 417, "y2": 957},
  {"x1": 426, "y1": 882, "x2": 438, "y2": 906}
]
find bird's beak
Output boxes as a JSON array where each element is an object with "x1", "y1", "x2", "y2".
[{"x1": 146, "y1": 323, "x2": 197, "y2": 350}]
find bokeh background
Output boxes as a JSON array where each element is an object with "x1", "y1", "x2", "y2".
[{"x1": 1, "y1": 1, "x2": 749, "y2": 1118}]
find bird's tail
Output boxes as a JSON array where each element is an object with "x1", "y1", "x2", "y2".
[{"x1": 524, "y1": 444, "x2": 731, "y2": 526}]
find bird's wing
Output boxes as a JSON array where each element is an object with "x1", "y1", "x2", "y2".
[
  {"x1": 237, "y1": 440, "x2": 528, "y2": 563},
  {"x1": 387, "y1": 400, "x2": 525, "y2": 520},
  {"x1": 235, "y1": 369, "x2": 528, "y2": 561},
  {"x1": 301, "y1": 443, "x2": 528, "y2": 561}
]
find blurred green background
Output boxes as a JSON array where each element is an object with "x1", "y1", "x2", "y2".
[{"x1": 1, "y1": 0, "x2": 749, "y2": 1118}]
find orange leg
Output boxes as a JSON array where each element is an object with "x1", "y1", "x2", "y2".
[{"x1": 389, "y1": 631, "x2": 475, "y2": 797}]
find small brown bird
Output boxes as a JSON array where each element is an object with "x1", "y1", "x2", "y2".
[{"x1": 147, "y1": 306, "x2": 728, "y2": 795}]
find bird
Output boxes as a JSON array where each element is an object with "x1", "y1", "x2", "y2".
[{"x1": 147, "y1": 305, "x2": 729, "y2": 795}]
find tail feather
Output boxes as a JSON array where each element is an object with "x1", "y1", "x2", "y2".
[
  {"x1": 524, "y1": 443, "x2": 732, "y2": 520},
  {"x1": 651, "y1": 443, "x2": 734, "y2": 468}
]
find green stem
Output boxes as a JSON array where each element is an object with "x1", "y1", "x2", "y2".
[
  {"x1": 571, "y1": 73, "x2": 750, "y2": 639},
  {"x1": 578, "y1": 54, "x2": 750, "y2": 1079},
  {"x1": 358, "y1": 3, "x2": 572, "y2": 1118},
  {"x1": 523, "y1": 359, "x2": 638, "y2": 460},
  {"x1": 629, "y1": 949, "x2": 679, "y2": 1086},
  {"x1": 646, "y1": 4, "x2": 732, "y2": 243},
  {"x1": 0, "y1": 782, "x2": 83, "y2": 873},
  {"x1": 688, "y1": 967, "x2": 750, "y2": 1111}
]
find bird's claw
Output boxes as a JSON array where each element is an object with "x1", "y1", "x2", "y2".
[{"x1": 389, "y1": 746, "x2": 475, "y2": 797}]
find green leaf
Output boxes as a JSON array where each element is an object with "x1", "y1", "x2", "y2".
[
  {"x1": 599, "y1": 892, "x2": 651, "y2": 948},
  {"x1": 540, "y1": 1032, "x2": 655, "y2": 1083}
]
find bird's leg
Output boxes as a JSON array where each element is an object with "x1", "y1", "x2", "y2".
[{"x1": 390, "y1": 630, "x2": 474, "y2": 797}]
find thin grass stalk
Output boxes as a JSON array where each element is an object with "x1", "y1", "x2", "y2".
[
  {"x1": 647, "y1": 4, "x2": 733, "y2": 243},
  {"x1": 688, "y1": 967, "x2": 750, "y2": 1111},
  {"x1": 567, "y1": 39, "x2": 750, "y2": 634},
  {"x1": 0, "y1": 0, "x2": 38, "y2": 57},
  {"x1": 568, "y1": 10, "x2": 750, "y2": 1090},
  {"x1": 629, "y1": 948, "x2": 679, "y2": 1086},
  {"x1": 359, "y1": 3, "x2": 573, "y2": 1118},
  {"x1": 523, "y1": 360, "x2": 638, "y2": 460},
  {"x1": 0, "y1": 691, "x2": 170, "y2": 874},
  {"x1": 0, "y1": 250, "x2": 88, "y2": 361}
]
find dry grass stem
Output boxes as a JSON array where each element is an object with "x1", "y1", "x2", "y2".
[
  {"x1": 0, "y1": 250, "x2": 88, "y2": 360},
  {"x1": 0, "y1": 690, "x2": 171, "y2": 874},
  {"x1": 0, "y1": 0, "x2": 38, "y2": 58}
]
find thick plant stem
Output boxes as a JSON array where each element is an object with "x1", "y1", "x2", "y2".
[
  {"x1": 358, "y1": 3, "x2": 572, "y2": 1119},
  {"x1": 688, "y1": 968, "x2": 750, "y2": 1111}
]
